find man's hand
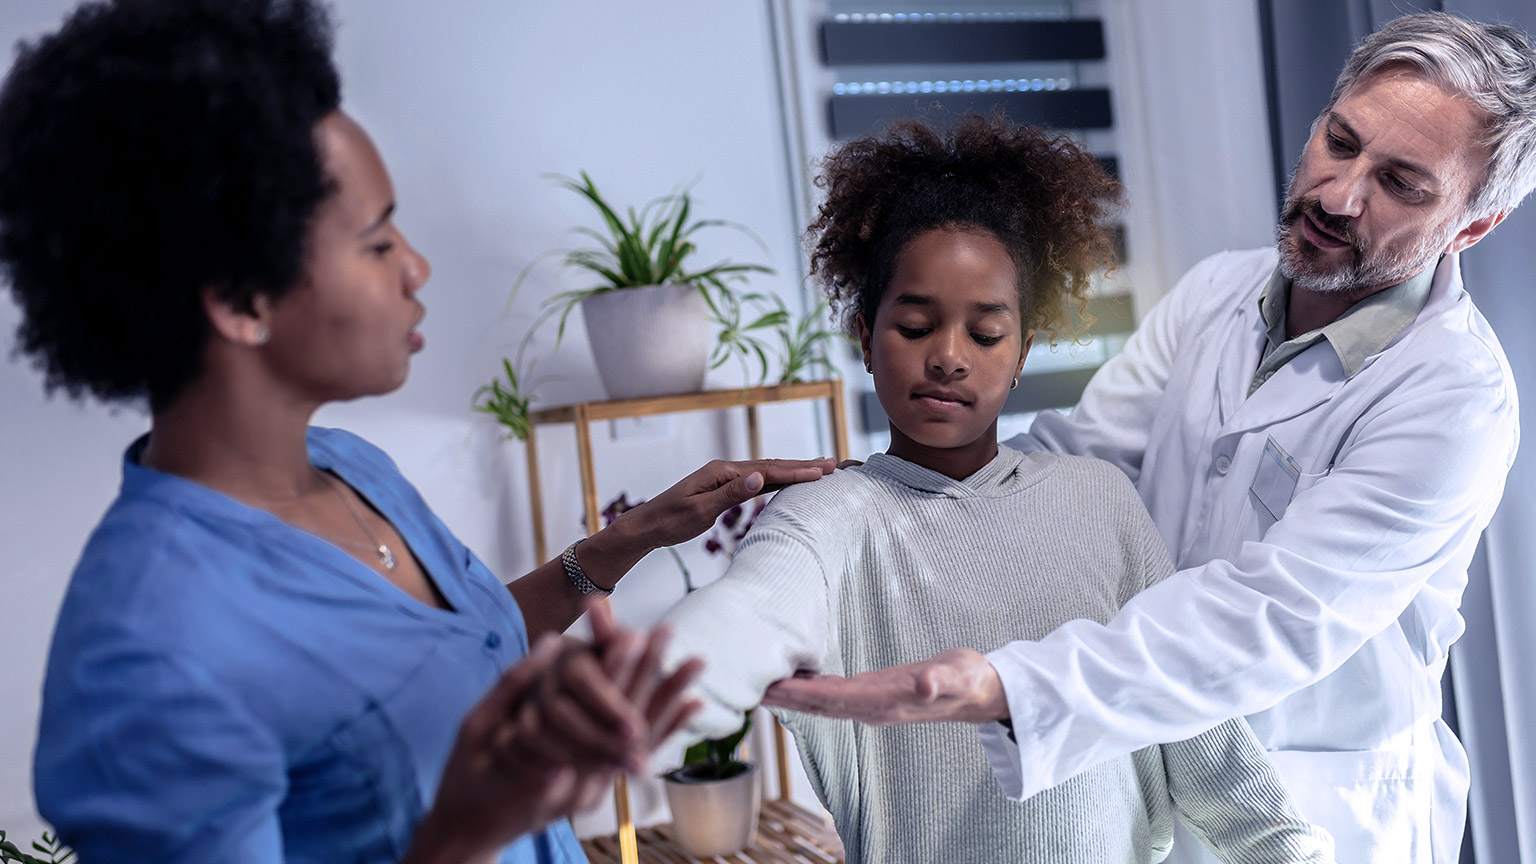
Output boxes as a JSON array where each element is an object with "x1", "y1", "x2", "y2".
[
  {"x1": 617, "y1": 458, "x2": 835, "y2": 550},
  {"x1": 762, "y1": 648, "x2": 1009, "y2": 726}
]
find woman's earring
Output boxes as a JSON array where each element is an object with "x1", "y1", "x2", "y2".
[
  {"x1": 254, "y1": 325, "x2": 270, "y2": 346},
  {"x1": 1010, "y1": 376, "x2": 1019, "y2": 390}
]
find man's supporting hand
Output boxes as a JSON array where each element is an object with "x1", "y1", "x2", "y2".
[{"x1": 762, "y1": 647, "x2": 1009, "y2": 726}]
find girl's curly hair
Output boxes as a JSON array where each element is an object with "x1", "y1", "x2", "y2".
[{"x1": 807, "y1": 114, "x2": 1122, "y2": 345}]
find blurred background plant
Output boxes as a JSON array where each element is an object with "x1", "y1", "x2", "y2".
[
  {"x1": 0, "y1": 830, "x2": 73, "y2": 864},
  {"x1": 672, "y1": 712, "x2": 753, "y2": 782},
  {"x1": 702, "y1": 498, "x2": 767, "y2": 558},
  {"x1": 774, "y1": 300, "x2": 840, "y2": 385},
  {"x1": 472, "y1": 353, "x2": 539, "y2": 442}
]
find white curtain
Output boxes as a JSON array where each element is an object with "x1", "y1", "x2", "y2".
[
  {"x1": 1443, "y1": 8, "x2": 1536, "y2": 864},
  {"x1": 1451, "y1": 158, "x2": 1536, "y2": 864}
]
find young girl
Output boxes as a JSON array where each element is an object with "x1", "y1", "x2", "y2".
[{"x1": 661, "y1": 116, "x2": 1333, "y2": 863}]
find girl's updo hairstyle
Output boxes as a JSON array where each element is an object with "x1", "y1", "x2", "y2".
[
  {"x1": 0, "y1": 0, "x2": 341, "y2": 410},
  {"x1": 807, "y1": 113, "x2": 1121, "y2": 345}
]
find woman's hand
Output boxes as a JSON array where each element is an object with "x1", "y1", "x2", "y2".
[
  {"x1": 608, "y1": 457, "x2": 836, "y2": 552},
  {"x1": 404, "y1": 606, "x2": 704, "y2": 864},
  {"x1": 512, "y1": 456, "x2": 834, "y2": 639},
  {"x1": 762, "y1": 647, "x2": 1009, "y2": 726}
]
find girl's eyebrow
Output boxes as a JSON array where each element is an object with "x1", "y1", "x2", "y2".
[
  {"x1": 893, "y1": 293, "x2": 1014, "y2": 316},
  {"x1": 973, "y1": 301, "x2": 1013, "y2": 316}
]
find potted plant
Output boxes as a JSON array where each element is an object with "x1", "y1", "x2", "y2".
[
  {"x1": 661, "y1": 714, "x2": 760, "y2": 858},
  {"x1": 528, "y1": 172, "x2": 776, "y2": 400}
]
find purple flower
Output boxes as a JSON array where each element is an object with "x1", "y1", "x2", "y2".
[
  {"x1": 719, "y1": 504, "x2": 744, "y2": 530},
  {"x1": 597, "y1": 492, "x2": 645, "y2": 528}
]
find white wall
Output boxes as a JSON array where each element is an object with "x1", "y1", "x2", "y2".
[
  {"x1": 0, "y1": 0, "x2": 1279, "y2": 848},
  {"x1": 1101, "y1": 0, "x2": 1278, "y2": 311}
]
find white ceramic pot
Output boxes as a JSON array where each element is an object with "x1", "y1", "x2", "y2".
[
  {"x1": 580, "y1": 283, "x2": 710, "y2": 400},
  {"x1": 662, "y1": 763, "x2": 760, "y2": 858}
]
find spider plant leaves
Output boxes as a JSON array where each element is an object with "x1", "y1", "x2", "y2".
[
  {"x1": 472, "y1": 356, "x2": 538, "y2": 442},
  {"x1": 776, "y1": 301, "x2": 841, "y2": 384},
  {"x1": 528, "y1": 173, "x2": 781, "y2": 377}
]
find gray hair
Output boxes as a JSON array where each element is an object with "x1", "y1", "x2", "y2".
[{"x1": 1326, "y1": 12, "x2": 1536, "y2": 218}]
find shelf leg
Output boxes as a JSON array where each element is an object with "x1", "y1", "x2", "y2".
[
  {"x1": 746, "y1": 403, "x2": 763, "y2": 461},
  {"x1": 571, "y1": 405, "x2": 638, "y2": 864},
  {"x1": 828, "y1": 381, "x2": 851, "y2": 462},
  {"x1": 524, "y1": 426, "x2": 547, "y2": 565}
]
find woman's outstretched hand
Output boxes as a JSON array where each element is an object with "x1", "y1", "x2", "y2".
[
  {"x1": 511, "y1": 457, "x2": 834, "y2": 638},
  {"x1": 762, "y1": 647, "x2": 1009, "y2": 726},
  {"x1": 404, "y1": 604, "x2": 703, "y2": 864},
  {"x1": 620, "y1": 458, "x2": 836, "y2": 550}
]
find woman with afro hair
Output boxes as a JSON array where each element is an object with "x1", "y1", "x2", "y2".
[
  {"x1": 659, "y1": 115, "x2": 1334, "y2": 863},
  {"x1": 0, "y1": 0, "x2": 836, "y2": 861}
]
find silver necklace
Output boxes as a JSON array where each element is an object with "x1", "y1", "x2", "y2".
[{"x1": 321, "y1": 471, "x2": 397, "y2": 570}]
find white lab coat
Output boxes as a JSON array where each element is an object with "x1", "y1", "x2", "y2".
[{"x1": 979, "y1": 248, "x2": 1518, "y2": 864}]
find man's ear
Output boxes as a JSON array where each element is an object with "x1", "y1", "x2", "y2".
[
  {"x1": 856, "y1": 312, "x2": 874, "y2": 372},
  {"x1": 201, "y1": 288, "x2": 271, "y2": 347},
  {"x1": 1445, "y1": 209, "x2": 1508, "y2": 254}
]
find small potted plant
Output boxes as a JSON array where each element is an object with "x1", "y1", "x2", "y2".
[
  {"x1": 661, "y1": 714, "x2": 759, "y2": 858},
  {"x1": 527, "y1": 172, "x2": 777, "y2": 400}
]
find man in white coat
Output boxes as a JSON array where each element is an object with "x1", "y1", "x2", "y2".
[{"x1": 764, "y1": 12, "x2": 1534, "y2": 863}]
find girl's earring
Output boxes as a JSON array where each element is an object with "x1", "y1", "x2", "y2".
[
  {"x1": 1010, "y1": 376, "x2": 1020, "y2": 390},
  {"x1": 254, "y1": 325, "x2": 270, "y2": 346}
]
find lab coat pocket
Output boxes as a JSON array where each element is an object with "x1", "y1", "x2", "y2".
[
  {"x1": 1266, "y1": 746, "x2": 1430, "y2": 864},
  {"x1": 1249, "y1": 438, "x2": 1301, "y2": 532}
]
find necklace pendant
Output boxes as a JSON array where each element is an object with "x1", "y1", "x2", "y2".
[{"x1": 378, "y1": 544, "x2": 396, "y2": 570}]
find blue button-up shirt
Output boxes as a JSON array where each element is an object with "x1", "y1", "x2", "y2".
[{"x1": 34, "y1": 427, "x2": 584, "y2": 864}]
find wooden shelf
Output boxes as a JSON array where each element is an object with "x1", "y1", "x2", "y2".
[
  {"x1": 528, "y1": 380, "x2": 845, "y2": 425},
  {"x1": 581, "y1": 799, "x2": 845, "y2": 864}
]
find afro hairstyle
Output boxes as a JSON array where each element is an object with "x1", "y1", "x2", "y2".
[{"x1": 0, "y1": 0, "x2": 342, "y2": 410}]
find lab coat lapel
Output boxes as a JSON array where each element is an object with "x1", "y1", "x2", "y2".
[
  {"x1": 1213, "y1": 296, "x2": 1267, "y2": 427},
  {"x1": 1224, "y1": 344, "x2": 1349, "y2": 435},
  {"x1": 1218, "y1": 254, "x2": 1462, "y2": 436}
]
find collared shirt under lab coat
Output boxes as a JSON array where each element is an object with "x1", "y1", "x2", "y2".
[{"x1": 979, "y1": 248, "x2": 1518, "y2": 864}]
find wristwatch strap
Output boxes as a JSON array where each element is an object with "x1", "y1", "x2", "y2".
[{"x1": 561, "y1": 540, "x2": 612, "y2": 597}]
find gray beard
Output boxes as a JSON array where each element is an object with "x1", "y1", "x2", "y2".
[{"x1": 1275, "y1": 213, "x2": 1448, "y2": 297}]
